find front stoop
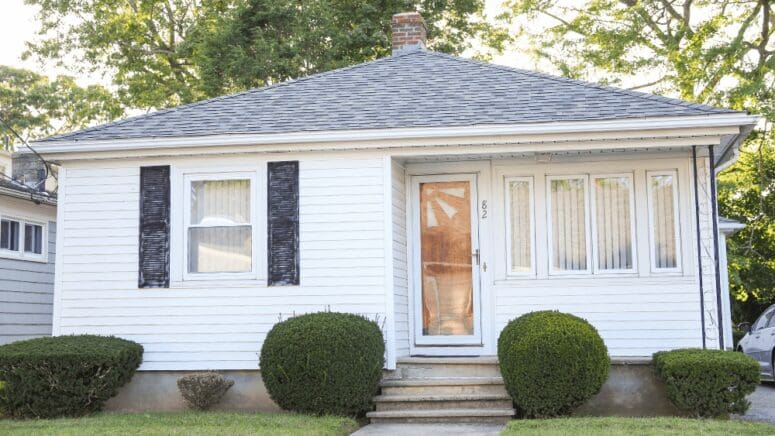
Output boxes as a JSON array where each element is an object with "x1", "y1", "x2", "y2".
[{"x1": 367, "y1": 357, "x2": 515, "y2": 424}]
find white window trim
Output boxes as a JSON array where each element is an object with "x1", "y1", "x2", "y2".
[
  {"x1": 505, "y1": 176, "x2": 536, "y2": 277},
  {"x1": 546, "y1": 174, "x2": 592, "y2": 276},
  {"x1": 590, "y1": 173, "x2": 638, "y2": 274},
  {"x1": 646, "y1": 169, "x2": 682, "y2": 274},
  {"x1": 0, "y1": 214, "x2": 47, "y2": 263},
  {"x1": 182, "y1": 171, "x2": 261, "y2": 281}
]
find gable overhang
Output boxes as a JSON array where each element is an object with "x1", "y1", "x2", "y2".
[{"x1": 29, "y1": 113, "x2": 759, "y2": 161}]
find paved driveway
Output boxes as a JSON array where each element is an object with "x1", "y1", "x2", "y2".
[{"x1": 737, "y1": 383, "x2": 775, "y2": 424}]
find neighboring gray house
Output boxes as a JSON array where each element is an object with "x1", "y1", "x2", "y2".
[{"x1": 0, "y1": 149, "x2": 57, "y2": 345}]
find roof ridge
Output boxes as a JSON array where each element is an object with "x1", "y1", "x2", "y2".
[
  {"x1": 42, "y1": 50, "x2": 416, "y2": 143},
  {"x1": 420, "y1": 50, "x2": 734, "y2": 114}
]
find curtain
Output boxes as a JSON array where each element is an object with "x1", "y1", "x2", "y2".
[
  {"x1": 594, "y1": 177, "x2": 633, "y2": 270},
  {"x1": 188, "y1": 179, "x2": 252, "y2": 273},
  {"x1": 651, "y1": 174, "x2": 677, "y2": 269},
  {"x1": 508, "y1": 180, "x2": 532, "y2": 272},
  {"x1": 550, "y1": 178, "x2": 587, "y2": 271}
]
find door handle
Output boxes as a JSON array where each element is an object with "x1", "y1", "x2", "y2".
[{"x1": 472, "y1": 249, "x2": 480, "y2": 266}]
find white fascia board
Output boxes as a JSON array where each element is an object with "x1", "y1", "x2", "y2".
[{"x1": 29, "y1": 113, "x2": 760, "y2": 155}]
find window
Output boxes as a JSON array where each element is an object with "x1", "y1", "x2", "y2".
[
  {"x1": 648, "y1": 171, "x2": 681, "y2": 272},
  {"x1": 592, "y1": 175, "x2": 635, "y2": 272},
  {"x1": 1, "y1": 219, "x2": 20, "y2": 251},
  {"x1": 547, "y1": 176, "x2": 590, "y2": 274},
  {"x1": 506, "y1": 177, "x2": 534, "y2": 275},
  {"x1": 753, "y1": 307, "x2": 775, "y2": 331},
  {"x1": 24, "y1": 223, "x2": 43, "y2": 254},
  {"x1": 184, "y1": 175, "x2": 254, "y2": 276}
]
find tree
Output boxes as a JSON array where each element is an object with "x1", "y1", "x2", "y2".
[
  {"x1": 504, "y1": 0, "x2": 775, "y2": 320},
  {"x1": 0, "y1": 66, "x2": 123, "y2": 144},
  {"x1": 25, "y1": 0, "x2": 508, "y2": 108}
]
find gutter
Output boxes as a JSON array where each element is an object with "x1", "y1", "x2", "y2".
[
  {"x1": 28, "y1": 113, "x2": 759, "y2": 154},
  {"x1": 0, "y1": 186, "x2": 57, "y2": 206}
]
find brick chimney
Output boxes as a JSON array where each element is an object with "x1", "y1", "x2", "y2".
[{"x1": 391, "y1": 12, "x2": 427, "y2": 53}]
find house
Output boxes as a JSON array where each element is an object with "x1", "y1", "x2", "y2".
[
  {"x1": 30, "y1": 12, "x2": 758, "y2": 418},
  {"x1": 0, "y1": 148, "x2": 57, "y2": 345}
]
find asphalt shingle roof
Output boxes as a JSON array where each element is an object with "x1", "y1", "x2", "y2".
[{"x1": 40, "y1": 47, "x2": 739, "y2": 143}]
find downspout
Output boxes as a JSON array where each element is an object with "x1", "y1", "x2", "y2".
[
  {"x1": 708, "y1": 145, "x2": 725, "y2": 350},
  {"x1": 692, "y1": 146, "x2": 707, "y2": 349}
]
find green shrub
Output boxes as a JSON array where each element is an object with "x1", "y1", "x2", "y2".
[
  {"x1": 0, "y1": 335, "x2": 143, "y2": 418},
  {"x1": 653, "y1": 349, "x2": 760, "y2": 418},
  {"x1": 260, "y1": 312, "x2": 384, "y2": 416},
  {"x1": 497, "y1": 311, "x2": 610, "y2": 418}
]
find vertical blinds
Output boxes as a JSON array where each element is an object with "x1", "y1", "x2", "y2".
[
  {"x1": 550, "y1": 178, "x2": 588, "y2": 271},
  {"x1": 594, "y1": 176, "x2": 633, "y2": 270},
  {"x1": 508, "y1": 179, "x2": 532, "y2": 272},
  {"x1": 650, "y1": 173, "x2": 678, "y2": 269}
]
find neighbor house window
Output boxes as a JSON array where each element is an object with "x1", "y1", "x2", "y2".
[
  {"x1": 24, "y1": 223, "x2": 43, "y2": 254},
  {"x1": 647, "y1": 170, "x2": 681, "y2": 272},
  {"x1": 592, "y1": 175, "x2": 636, "y2": 272},
  {"x1": 185, "y1": 175, "x2": 254, "y2": 276},
  {"x1": 547, "y1": 176, "x2": 590, "y2": 274},
  {"x1": 0, "y1": 218, "x2": 20, "y2": 251},
  {"x1": 506, "y1": 177, "x2": 534, "y2": 275}
]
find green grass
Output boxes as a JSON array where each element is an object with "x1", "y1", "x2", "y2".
[
  {"x1": 502, "y1": 417, "x2": 775, "y2": 435},
  {"x1": 0, "y1": 411, "x2": 359, "y2": 435}
]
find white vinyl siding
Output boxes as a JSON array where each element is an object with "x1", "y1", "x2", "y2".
[
  {"x1": 648, "y1": 170, "x2": 681, "y2": 272},
  {"x1": 392, "y1": 161, "x2": 410, "y2": 358},
  {"x1": 592, "y1": 175, "x2": 636, "y2": 272},
  {"x1": 506, "y1": 177, "x2": 534, "y2": 275},
  {"x1": 56, "y1": 156, "x2": 387, "y2": 370},
  {"x1": 547, "y1": 176, "x2": 590, "y2": 274}
]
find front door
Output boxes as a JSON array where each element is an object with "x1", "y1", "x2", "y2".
[{"x1": 411, "y1": 174, "x2": 482, "y2": 347}]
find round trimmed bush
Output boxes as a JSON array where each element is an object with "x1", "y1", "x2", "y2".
[
  {"x1": 497, "y1": 311, "x2": 610, "y2": 418},
  {"x1": 260, "y1": 312, "x2": 384, "y2": 416},
  {"x1": 0, "y1": 335, "x2": 143, "y2": 418},
  {"x1": 653, "y1": 349, "x2": 759, "y2": 417}
]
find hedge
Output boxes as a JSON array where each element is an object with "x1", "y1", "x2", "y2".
[
  {"x1": 0, "y1": 335, "x2": 143, "y2": 418},
  {"x1": 498, "y1": 311, "x2": 610, "y2": 418},
  {"x1": 260, "y1": 312, "x2": 384, "y2": 417},
  {"x1": 653, "y1": 348, "x2": 760, "y2": 417}
]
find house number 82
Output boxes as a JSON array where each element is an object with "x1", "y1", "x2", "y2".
[{"x1": 481, "y1": 200, "x2": 488, "y2": 219}]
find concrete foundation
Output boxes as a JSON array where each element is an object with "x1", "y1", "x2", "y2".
[
  {"x1": 106, "y1": 359, "x2": 679, "y2": 416},
  {"x1": 105, "y1": 370, "x2": 280, "y2": 412},
  {"x1": 575, "y1": 358, "x2": 681, "y2": 417}
]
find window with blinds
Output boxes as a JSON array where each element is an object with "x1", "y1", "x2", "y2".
[
  {"x1": 548, "y1": 176, "x2": 590, "y2": 274},
  {"x1": 648, "y1": 171, "x2": 680, "y2": 271},
  {"x1": 506, "y1": 177, "x2": 534, "y2": 275},
  {"x1": 592, "y1": 175, "x2": 635, "y2": 272}
]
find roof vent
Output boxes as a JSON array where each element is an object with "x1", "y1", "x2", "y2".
[{"x1": 391, "y1": 12, "x2": 427, "y2": 54}]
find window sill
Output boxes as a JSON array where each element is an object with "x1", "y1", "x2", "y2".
[
  {"x1": 170, "y1": 279, "x2": 269, "y2": 289},
  {"x1": 0, "y1": 250, "x2": 47, "y2": 263}
]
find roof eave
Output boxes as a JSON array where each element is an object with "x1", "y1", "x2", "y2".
[{"x1": 0, "y1": 186, "x2": 57, "y2": 206}]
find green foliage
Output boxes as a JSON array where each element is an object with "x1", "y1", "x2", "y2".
[
  {"x1": 497, "y1": 311, "x2": 610, "y2": 418},
  {"x1": 260, "y1": 312, "x2": 384, "y2": 417},
  {"x1": 0, "y1": 335, "x2": 143, "y2": 419},
  {"x1": 0, "y1": 65, "x2": 123, "y2": 144},
  {"x1": 25, "y1": 0, "x2": 508, "y2": 109},
  {"x1": 653, "y1": 349, "x2": 760, "y2": 418},
  {"x1": 502, "y1": 417, "x2": 775, "y2": 435}
]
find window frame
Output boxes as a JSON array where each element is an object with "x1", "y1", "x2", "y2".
[
  {"x1": 504, "y1": 176, "x2": 536, "y2": 277},
  {"x1": 646, "y1": 169, "x2": 682, "y2": 274},
  {"x1": 546, "y1": 174, "x2": 592, "y2": 276},
  {"x1": 590, "y1": 173, "x2": 638, "y2": 274},
  {"x1": 0, "y1": 214, "x2": 47, "y2": 262},
  {"x1": 182, "y1": 171, "x2": 259, "y2": 281}
]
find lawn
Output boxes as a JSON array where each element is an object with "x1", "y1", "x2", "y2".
[
  {"x1": 0, "y1": 411, "x2": 358, "y2": 436},
  {"x1": 503, "y1": 417, "x2": 775, "y2": 435}
]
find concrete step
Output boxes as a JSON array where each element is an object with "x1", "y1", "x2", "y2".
[
  {"x1": 396, "y1": 357, "x2": 502, "y2": 378},
  {"x1": 374, "y1": 393, "x2": 513, "y2": 411},
  {"x1": 380, "y1": 377, "x2": 508, "y2": 396},
  {"x1": 366, "y1": 408, "x2": 515, "y2": 424}
]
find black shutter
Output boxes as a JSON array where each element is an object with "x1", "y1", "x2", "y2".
[
  {"x1": 139, "y1": 166, "x2": 170, "y2": 288},
  {"x1": 267, "y1": 161, "x2": 299, "y2": 286}
]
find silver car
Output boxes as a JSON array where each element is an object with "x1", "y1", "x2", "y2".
[{"x1": 738, "y1": 304, "x2": 775, "y2": 381}]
